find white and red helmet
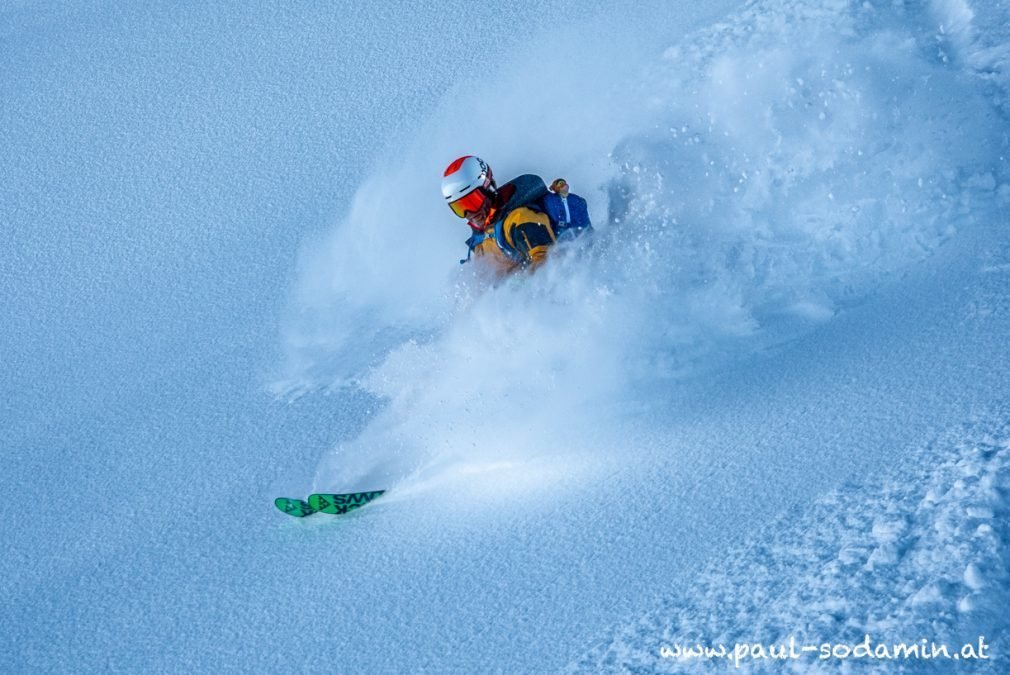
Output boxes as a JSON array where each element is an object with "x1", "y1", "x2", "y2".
[{"x1": 441, "y1": 155, "x2": 497, "y2": 219}]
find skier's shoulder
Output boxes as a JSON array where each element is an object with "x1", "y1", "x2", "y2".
[{"x1": 500, "y1": 174, "x2": 548, "y2": 214}]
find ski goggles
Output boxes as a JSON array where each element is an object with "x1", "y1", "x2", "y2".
[{"x1": 448, "y1": 188, "x2": 491, "y2": 219}]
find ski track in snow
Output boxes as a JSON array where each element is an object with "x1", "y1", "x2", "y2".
[
  {"x1": 278, "y1": 0, "x2": 1010, "y2": 668},
  {"x1": 282, "y1": 0, "x2": 1010, "y2": 668}
]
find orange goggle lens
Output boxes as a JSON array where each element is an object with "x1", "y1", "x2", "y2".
[{"x1": 449, "y1": 189, "x2": 489, "y2": 218}]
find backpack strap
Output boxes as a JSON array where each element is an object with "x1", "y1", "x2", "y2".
[{"x1": 460, "y1": 231, "x2": 486, "y2": 264}]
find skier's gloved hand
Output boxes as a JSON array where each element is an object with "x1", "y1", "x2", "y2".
[{"x1": 512, "y1": 228, "x2": 532, "y2": 265}]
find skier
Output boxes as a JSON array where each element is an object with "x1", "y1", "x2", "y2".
[
  {"x1": 441, "y1": 155, "x2": 557, "y2": 274},
  {"x1": 543, "y1": 178, "x2": 592, "y2": 239}
]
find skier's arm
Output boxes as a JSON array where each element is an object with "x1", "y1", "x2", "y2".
[{"x1": 503, "y1": 207, "x2": 556, "y2": 267}]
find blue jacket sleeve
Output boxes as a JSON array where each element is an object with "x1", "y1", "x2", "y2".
[{"x1": 569, "y1": 194, "x2": 592, "y2": 229}]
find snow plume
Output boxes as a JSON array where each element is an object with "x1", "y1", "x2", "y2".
[{"x1": 280, "y1": 0, "x2": 1008, "y2": 493}]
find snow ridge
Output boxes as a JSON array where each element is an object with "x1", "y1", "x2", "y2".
[{"x1": 573, "y1": 416, "x2": 1010, "y2": 673}]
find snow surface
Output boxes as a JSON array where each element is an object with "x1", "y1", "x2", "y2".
[{"x1": 3, "y1": 0, "x2": 1010, "y2": 671}]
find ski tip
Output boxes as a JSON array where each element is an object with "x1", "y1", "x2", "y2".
[{"x1": 274, "y1": 497, "x2": 316, "y2": 518}]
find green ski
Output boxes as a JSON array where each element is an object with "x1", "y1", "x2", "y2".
[
  {"x1": 309, "y1": 490, "x2": 385, "y2": 514},
  {"x1": 274, "y1": 490, "x2": 385, "y2": 518}
]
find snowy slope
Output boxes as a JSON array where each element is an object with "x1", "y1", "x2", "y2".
[{"x1": 3, "y1": 0, "x2": 1010, "y2": 672}]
